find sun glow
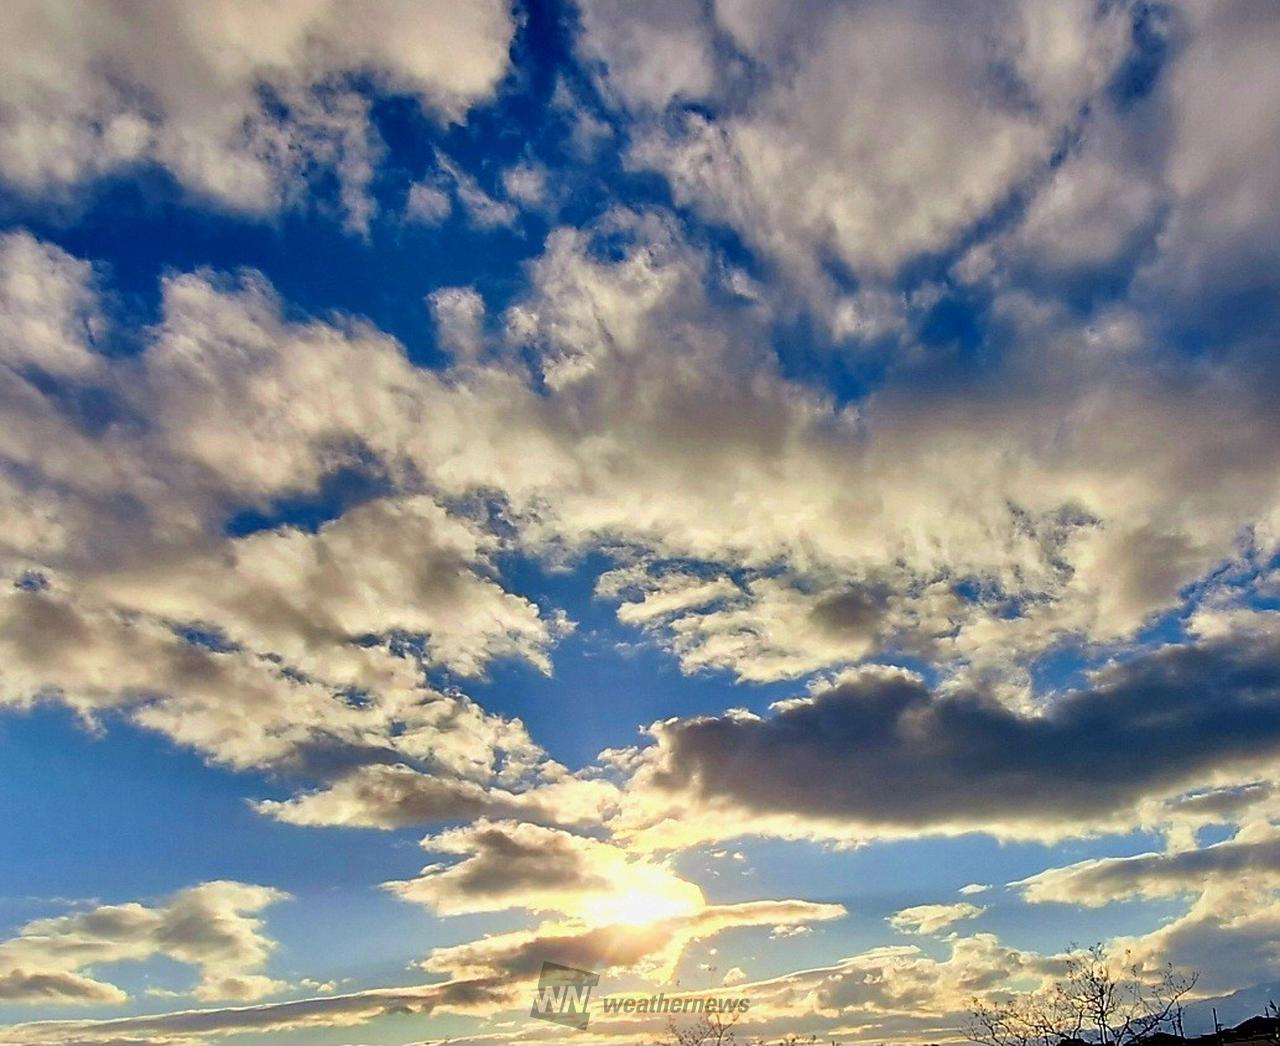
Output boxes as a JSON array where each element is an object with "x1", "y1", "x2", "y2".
[{"x1": 580, "y1": 879, "x2": 704, "y2": 927}]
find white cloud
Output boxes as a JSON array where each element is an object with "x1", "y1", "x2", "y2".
[
  {"x1": 405, "y1": 179, "x2": 453, "y2": 225},
  {"x1": 6, "y1": 210, "x2": 1280, "y2": 785},
  {"x1": 1018, "y1": 822, "x2": 1280, "y2": 908},
  {"x1": 0, "y1": 882, "x2": 288, "y2": 1005},
  {"x1": 0, "y1": 234, "x2": 582, "y2": 828},
  {"x1": 0, "y1": 231, "x2": 105, "y2": 378},
  {"x1": 889, "y1": 903, "x2": 985, "y2": 936},
  {"x1": 437, "y1": 154, "x2": 519, "y2": 229},
  {"x1": 1138, "y1": 1, "x2": 1280, "y2": 322},
  {"x1": 428, "y1": 287, "x2": 487, "y2": 362},
  {"x1": 613, "y1": 0, "x2": 1129, "y2": 306},
  {"x1": 254, "y1": 763, "x2": 620, "y2": 830},
  {"x1": 501, "y1": 163, "x2": 549, "y2": 208},
  {"x1": 0, "y1": 0, "x2": 515, "y2": 227},
  {"x1": 719, "y1": 932, "x2": 1047, "y2": 1035},
  {"x1": 575, "y1": 0, "x2": 719, "y2": 111},
  {"x1": 7, "y1": 7, "x2": 1280, "y2": 1045}
]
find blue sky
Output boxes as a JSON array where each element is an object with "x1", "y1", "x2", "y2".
[{"x1": 2, "y1": 2, "x2": 1280, "y2": 1044}]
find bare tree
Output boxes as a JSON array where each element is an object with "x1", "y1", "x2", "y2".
[
  {"x1": 657, "y1": 1010, "x2": 743, "y2": 1046},
  {"x1": 969, "y1": 984, "x2": 1084, "y2": 1046},
  {"x1": 967, "y1": 944, "x2": 1197, "y2": 1046},
  {"x1": 1060, "y1": 944, "x2": 1198, "y2": 1046},
  {"x1": 1263, "y1": 999, "x2": 1280, "y2": 1046}
]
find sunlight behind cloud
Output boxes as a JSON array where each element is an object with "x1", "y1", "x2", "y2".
[{"x1": 580, "y1": 881, "x2": 704, "y2": 928}]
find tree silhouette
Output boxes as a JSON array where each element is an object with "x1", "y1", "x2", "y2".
[{"x1": 968, "y1": 944, "x2": 1197, "y2": 1046}]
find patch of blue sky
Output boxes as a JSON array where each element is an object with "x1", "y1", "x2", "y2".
[
  {"x1": 0, "y1": 709, "x2": 421, "y2": 912},
  {"x1": 468, "y1": 552, "x2": 802, "y2": 769}
]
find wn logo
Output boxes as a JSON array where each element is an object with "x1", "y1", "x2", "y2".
[{"x1": 530, "y1": 961, "x2": 599, "y2": 1030}]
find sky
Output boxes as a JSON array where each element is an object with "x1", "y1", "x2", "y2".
[{"x1": 1, "y1": 1, "x2": 1279, "y2": 1044}]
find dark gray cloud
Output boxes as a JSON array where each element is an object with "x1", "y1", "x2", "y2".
[
  {"x1": 0, "y1": 971, "x2": 124, "y2": 1005},
  {"x1": 383, "y1": 819, "x2": 651, "y2": 918},
  {"x1": 808, "y1": 584, "x2": 890, "y2": 639},
  {"x1": 638, "y1": 631, "x2": 1280, "y2": 839},
  {"x1": 1162, "y1": 782, "x2": 1274, "y2": 820}
]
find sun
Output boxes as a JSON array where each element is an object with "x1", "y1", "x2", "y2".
[{"x1": 580, "y1": 882, "x2": 704, "y2": 928}]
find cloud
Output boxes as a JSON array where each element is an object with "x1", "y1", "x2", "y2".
[
  {"x1": 1009, "y1": 820, "x2": 1280, "y2": 996},
  {"x1": 575, "y1": 0, "x2": 719, "y2": 111},
  {"x1": 88, "y1": 492, "x2": 559, "y2": 683},
  {"x1": 1135, "y1": 1, "x2": 1280, "y2": 332},
  {"x1": 385, "y1": 819, "x2": 703, "y2": 922},
  {"x1": 0, "y1": 582, "x2": 548, "y2": 783},
  {"x1": 420, "y1": 898, "x2": 845, "y2": 984},
  {"x1": 436, "y1": 154, "x2": 519, "y2": 229},
  {"x1": 616, "y1": 632, "x2": 1280, "y2": 846},
  {"x1": 598, "y1": 565, "x2": 741, "y2": 628},
  {"x1": 501, "y1": 163, "x2": 549, "y2": 208},
  {"x1": 1118, "y1": 883, "x2": 1280, "y2": 997},
  {"x1": 0, "y1": 233, "x2": 587, "y2": 829},
  {"x1": 940, "y1": 1, "x2": 1280, "y2": 349},
  {"x1": 1162, "y1": 782, "x2": 1276, "y2": 823},
  {"x1": 804, "y1": 934, "x2": 1039, "y2": 1018},
  {"x1": 985, "y1": 128, "x2": 1161, "y2": 278},
  {"x1": 3, "y1": 205, "x2": 1280, "y2": 843},
  {"x1": 0, "y1": 231, "x2": 105, "y2": 379},
  {"x1": 3, "y1": 163, "x2": 1280, "y2": 855},
  {"x1": 769, "y1": 925, "x2": 813, "y2": 940},
  {"x1": 0, "y1": 897, "x2": 843, "y2": 1044},
  {"x1": 889, "y1": 903, "x2": 985, "y2": 936},
  {"x1": 487, "y1": 208, "x2": 1280, "y2": 689},
  {"x1": 0, "y1": 980, "x2": 505, "y2": 1046},
  {"x1": 612, "y1": 0, "x2": 1128, "y2": 304},
  {"x1": 0, "y1": 882, "x2": 288, "y2": 1005},
  {"x1": 692, "y1": 932, "x2": 1047, "y2": 1039},
  {"x1": 2, "y1": 124, "x2": 1280, "y2": 837},
  {"x1": 405, "y1": 178, "x2": 453, "y2": 225},
  {"x1": 429, "y1": 287, "x2": 488, "y2": 362},
  {"x1": 9, "y1": 212, "x2": 1280, "y2": 709},
  {"x1": 1018, "y1": 822, "x2": 1280, "y2": 908},
  {"x1": 0, "y1": 0, "x2": 515, "y2": 228},
  {"x1": 6, "y1": 8, "x2": 1280, "y2": 1045},
  {"x1": 254, "y1": 763, "x2": 620, "y2": 830},
  {"x1": 602, "y1": 569, "x2": 909, "y2": 683},
  {"x1": 0, "y1": 971, "x2": 126, "y2": 1008}
]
